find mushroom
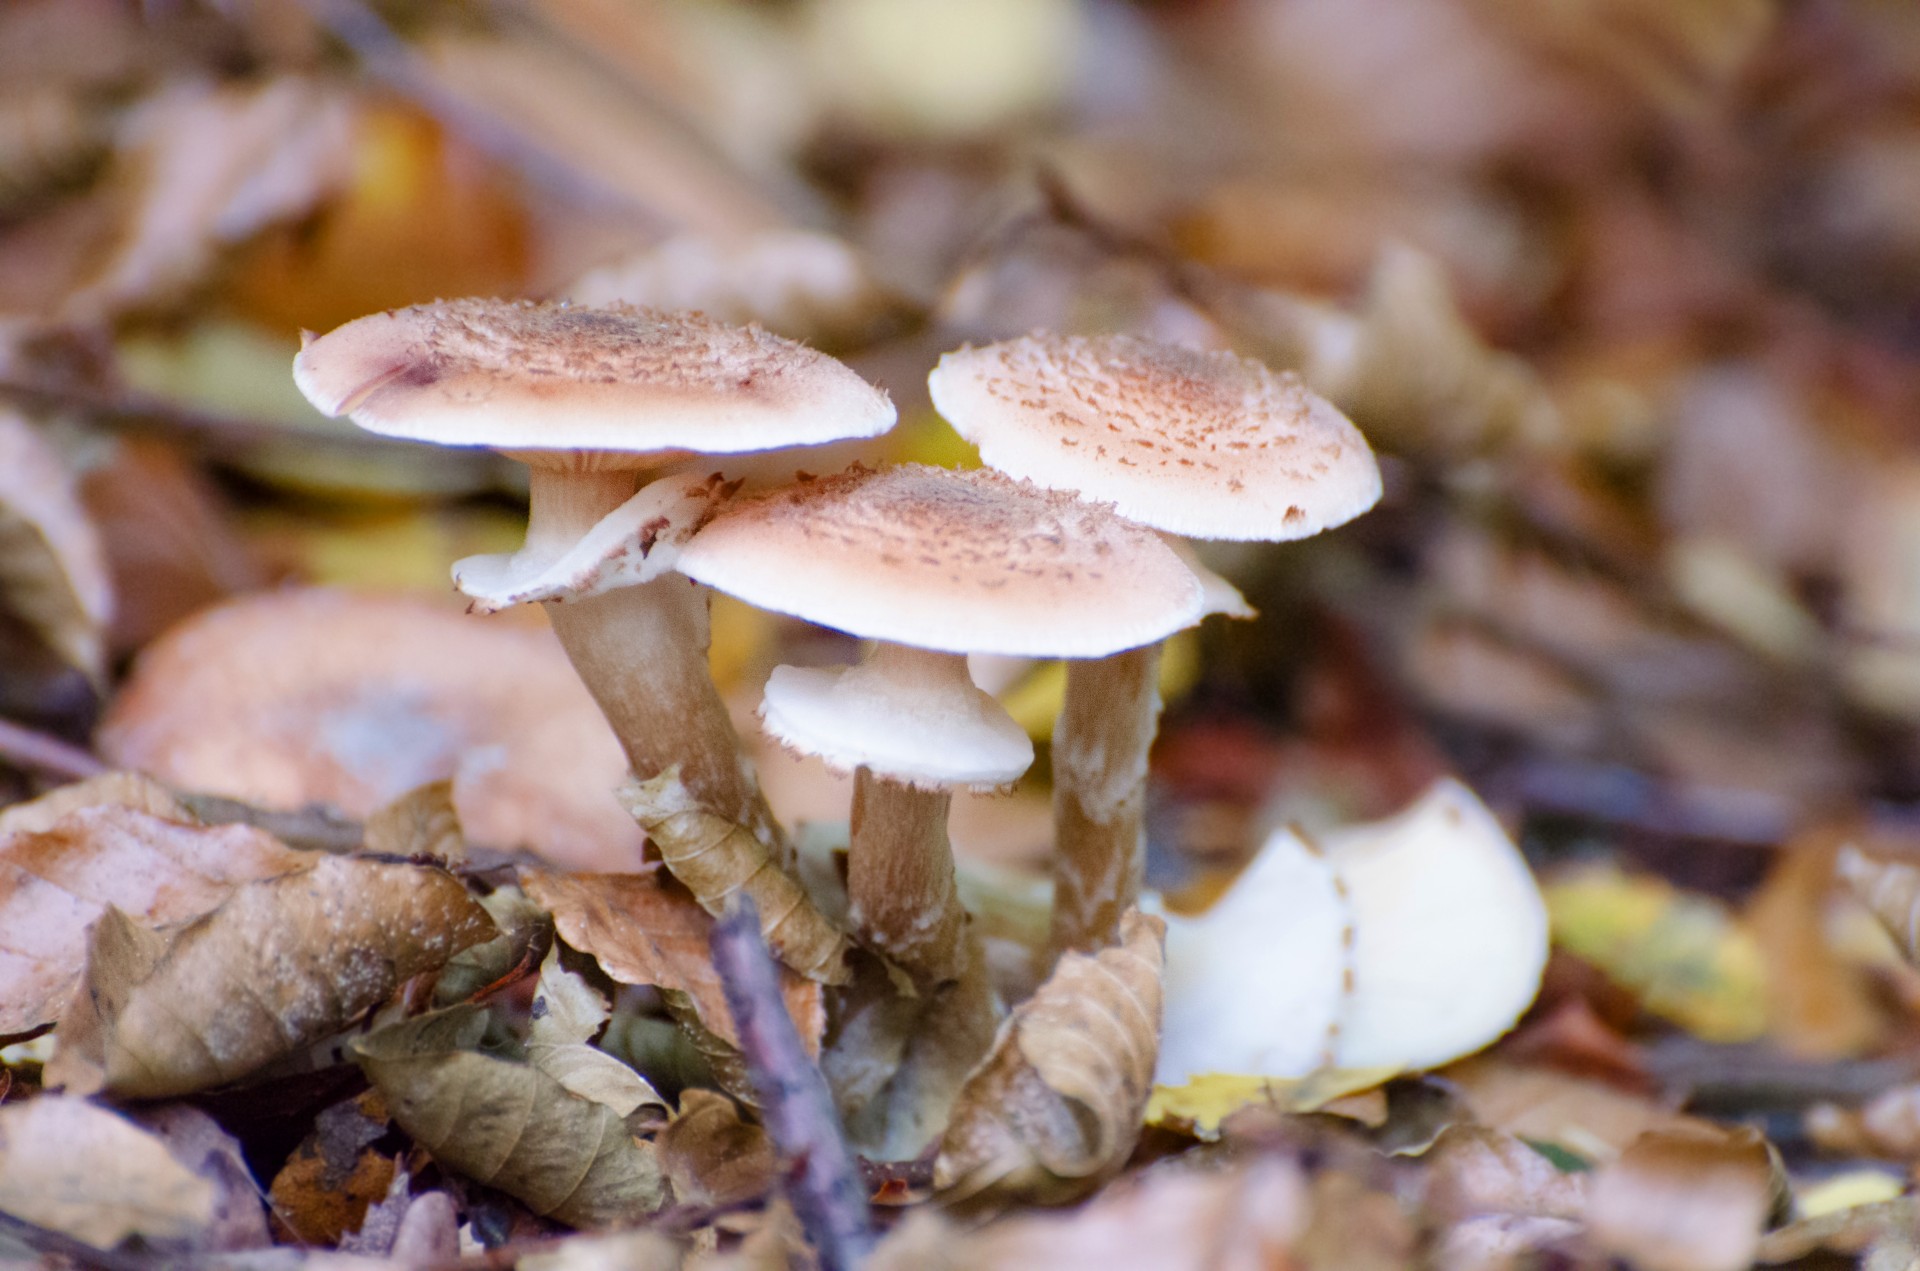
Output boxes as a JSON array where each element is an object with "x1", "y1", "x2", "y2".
[
  {"x1": 292, "y1": 299, "x2": 897, "y2": 850},
  {"x1": 928, "y1": 332, "x2": 1381, "y2": 955},
  {"x1": 676, "y1": 464, "x2": 1203, "y2": 1146},
  {"x1": 98, "y1": 588, "x2": 644, "y2": 871}
]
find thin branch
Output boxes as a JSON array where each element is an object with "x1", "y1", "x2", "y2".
[
  {"x1": 709, "y1": 895, "x2": 875, "y2": 1271},
  {"x1": 0, "y1": 716, "x2": 107, "y2": 782}
]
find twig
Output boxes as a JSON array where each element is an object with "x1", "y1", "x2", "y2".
[
  {"x1": 174, "y1": 792, "x2": 366, "y2": 854},
  {"x1": 709, "y1": 895, "x2": 875, "y2": 1271},
  {"x1": 0, "y1": 716, "x2": 107, "y2": 782}
]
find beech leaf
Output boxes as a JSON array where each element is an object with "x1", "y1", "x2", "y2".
[
  {"x1": 0, "y1": 409, "x2": 113, "y2": 679},
  {"x1": 48, "y1": 855, "x2": 495, "y2": 1097},
  {"x1": 936, "y1": 909, "x2": 1165, "y2": 1207},
  {"x1": 529, "y1": 948, "x2": 666, "y2": 1121},
  {"x1": 0, "y1": 1095, "x2": 214, "y2": 1249},
  {"x1": 522, "y1": 867, "x2": 826, "y2": 1059},
  {"x1": 353, "y1": 1005, "x2": 670, "y2": 1229},
  {"x1": 616, "y1": 769, "x2": 853, "y2": 985},
  {"x1": 0, "y1": 792, "x2": 310, "y2": 1037}
]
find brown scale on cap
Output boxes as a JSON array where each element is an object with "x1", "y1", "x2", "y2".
[
  {"x1": 929, "y1": 333, "x2": 1381, "y2": 541},
  {"x1": 293, "y1": 298, "x2": 895, "y2": 467},
  {"x1": 678, "y1": 464, "x2": 1204, "y2": 658}
]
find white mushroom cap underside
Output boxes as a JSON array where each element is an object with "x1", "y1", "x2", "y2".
[
  {"x1": 759, "y1": 657, "x2": 1033, "y2": 789},
  {"x1": 676, "y1": 464, "x2": 1205, "y2": 657},
  {"x1": 292, "y1": 299, "x2": 896, "y2": 460},
  {"x1": 928, "y1": 333, "x2": 1382, "y2": 541}
]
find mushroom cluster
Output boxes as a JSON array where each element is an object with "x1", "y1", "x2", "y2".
[{"x1": 290, "y1": 297, "x2": 1381, "y2": 1155}]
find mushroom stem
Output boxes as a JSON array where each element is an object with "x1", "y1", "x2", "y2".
[
  {"x1": 847, "y1": 768, "x2": 969, "y2": 983},
  {"x1": 527, "y1": 468, "x2": 785, "y2": 854},
  {"x1": 1048, "y1": 641, "x2": 1164, "y2": 957}
]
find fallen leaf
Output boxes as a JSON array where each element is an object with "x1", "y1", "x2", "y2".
[
  {"x1": 524, "y1": 868, "x2": 826, "y2": 1058},
  {"x1": 363, "y1": 780, "x2": 464, "y2": 865},
  {"x1": 0, "y1": 795, "x2": 310, "y2": 1037},
  {"x1": 1448, "y1": 1057, "x2": 1701, "y2": 1160},
  {"x1": 1545, "y1": 861, "x2": 1768, "y2": 1043},
  {"x1": 658, "y1": 1089, "x2": 776, "y2": 1210},
  {"x1": 1144, "y1": 1067, "x2": 1400, "y2": 1139},
  {"x1": 0, "y1": 408, "x2": 112, "y2": 679},
  {"x1": 517, "y1": 1231, "x2": 687, "y2": 1271},
  {"x1": 1422, "y1": 1124, "x2": 1587, "y2": 1222},
  {"x1": 936, "y1": 909, "x2": 1164, "y2": 1207},
  {"x1": 1587, "y1": 1125, "x2": 1783, "y2": 1271},
  {"x1": 1807, "y1": 1083, "x2": 1920, "y2": 1160},
  {"x1": 354, "y1": 1005, "x2": 670, "y2": 1229},
  {"x1": 267, "y1": 1093, "x2": 396, "y2": 1247},
  {"x1": 134, "y1": 1104, "x2": 271, "y2": 1252},
  {"x1": 1745, "y1": 831, "x2": 1884, "y2": 1057},
  {"x1": 48, "y1": 854, "x2": 495, "y2": 1097},
  {"x1": 0, "y1": 1095, "x2": 214, "y2": 1249},
  {"x1": 1756, "y1": 1197, "x2": 1920, "y2": 1265},
  {"x1": 99, "y1": 587, "x2": 647, "y2": 872},
  {"x1": 616, "y1": 769, "x2": 852, "y2": 985},
  {"x1": 1837, "y1": 845, "x2": 1920, "y2": 968},
  {"x1": 529, "y1": 947, "x2": 667, "y2": 1121}
]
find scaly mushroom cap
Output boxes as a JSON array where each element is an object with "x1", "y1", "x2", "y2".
[
  {"x1": 293, "y1": 299, "x2": 896, "y2": 468},
  {"x1": 98, "y1": 589, "x2": 645, "y2": 871},
  {"x1": 676, "y1": 464, "x2": 1205, "y2": 657},
  {"x1": 928, "y1": 333, "x2": 1382, "y2": 541}
]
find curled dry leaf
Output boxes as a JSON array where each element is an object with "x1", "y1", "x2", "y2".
[
  {"x1": 616, "y1": 770, "x2": 853, "y2": 985},
  {"x1": 48, "y1": 855, "x2": 495, "y2": 1098},
  {"x1": 522, "y1": 867, "x2": 826, "y2": 1059},
  {"x1": 1837, "y1": 846, "x2": 1920, "y2": 966},
  {"x1": 1587, "y1": 1125, "x2": 1783, "y2": 1271},
  {"x1": 936, "y1": 909, "x2": 1165, "y2": 1208},
  {"x1": 0, "y1": 408, "x2": 112, "y2": 679},
  {"x1": 0, "y1": 1095, "x2": 214, "y2": 1249},
  {"x1": 0, "y1": 791, "x2": 309, "y2": 1037},
  {"x1": 658, "y1": 1089, "x2": 777, "y2": 1210},
  {"x1": 529, "y1": 947, "x2": 667, "y2": 1121},
  {"x1": 353, "y1": 1005, "x2": 669, "y2": 1229}
]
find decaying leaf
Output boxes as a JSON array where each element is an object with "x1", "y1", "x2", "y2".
[
  {"x1": 524, "y1": 867, "x2": 826, "y2": 1057},
  {"x1": 1587, "y1": 1125, "x2": 1784, "y2": 1271},
  {"x1": 529, "y1": 947, "x2": 667, "y2": 1121},
  {"x1": 0, "y1": 408, "x2": 113, "y2": 679},
  {"x1": 48, "y1": 854, "x2": 495, "y2": 1097},
  {"x1": 1756, "y1": 1197, "x2": 1920, "y2": 1266},
  {"x1": 936, "y1": 909, "x2": 1165, "y2": 1207},
  {"x1": 1422, "y1": 1124, "x2": 1588, "y2": 1223},
  {"x1": 267, "y1": 1092, "x2": 397, "y2": 1247},
  {"x1": 134, "y1": 1103, "x2": 271, "y2": 1253},
  {"x1": 0, "y1": 793, "x2": 310, "y2": 1037},
  {"x1": 617, "y1": 769, "x2": 852, "y2": 985},
  {"x1": 1837, "y1": 846, "x2": 1920, "y2": 967},
  {"x1": 0, "y1": 1095, "x2": 215, "y2": 1249},
  {"x1": 516, "y1": 1231, "x2": 687, "y2": 1271},
  {"x1": 1143, "y1": 1067, "x2": 1402, "y2": 1139},
  {"x1": 353, "y1": 1005, "x2": 670, "y2": 1229},
  {"x1": 658, "y1": 1089, "x2": 776, "y2": 1210},
  {"x1": 1154, "y1": 778, "x2": 1548, "y2": 1089},
  {"x1": 362, "y1": 779, "x2": 464, "y2": 865}
]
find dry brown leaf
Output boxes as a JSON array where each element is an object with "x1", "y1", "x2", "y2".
[
  {"x1": 872, "y1": 1155, "x2": 1307, "y2": 1271},
  {"x1": 935, "y1": 909, "x2": 1165, "y2": 1207},
  {"x1": 354, "y1": 1005, "x2": 670, "y2": 1229},
  {"x1": 0, "y1": 770, "x2": 190, "y2": 833},
  {"x1": 1755, "y1": 1197, "x2": 1920, "y2": 1265},
  {"x1": 134, "y1": 1104, "x2": 271, "y2": 1253},
  {"x1": 1447, "y1": 1057, "x2": 1702, "y2": 1158},
  {"x1": 1746, "y1": 832, "x2": 1883, "y2": 1058},
  {"x1": 48, "y1": 855, "x2": 495, "y2": 1097},
  {"x1": 529, "y1": 947, "x2": 667, "y2": 1121},
  {"x1": 363, "y1": 780, "x2": 464, "y2": 865},
  {"x1": 616, "y1": 770, "x2": 852, "y2": 985},
  {"x1": 1422, "y1": 1124, "x2": 1587, "y2": 1223},
  {"x1": 658, "y1": 1089, "x2": 776, "y2": 1211},
  {"x1": 1807, "y1": 1083, "x2": 1920, "y2": 1160},
  {"x1": 0, "y1": 408, "x2": 112, "y2": 679},
  {"x1": 0, "y1": 795, "x2": 310, "y2": 1037},
  {"x1": 524, "y1": 868, "x2": 826, "y2": 1058},
  {"x1": 1587, "y1": 1125, "x2": 1782, "y2": 1271},
  {"x1": 1837, "y1": 846, "x2": 1920, "y2": 966},
  {"x1": 267, "y1": 1093, "x2": 396, "y2": 1247},
  {"x1": 517, "y1": 1231, "x2": 688, "y2": 1271},
  {"x1": 0, "y1": 1095, "x2": 214, "y2": 1249}
]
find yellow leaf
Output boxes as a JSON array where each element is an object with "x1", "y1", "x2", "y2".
[{"x1": 1145, "y1": 1066, "x2": 1405, "y2": 1138}]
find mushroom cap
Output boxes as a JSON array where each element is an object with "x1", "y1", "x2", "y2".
[
  {"x1": 676, "y1": 464, "x2": 1205, "y2": 657},
  {"x1": 759, "y1": 652, "x2": 1034, "y2": 790},
  {"x1": 97, "y1": 588, "x2": 645, "y2": 871},
  {"x1": 928, "y1": 333, "x2": 1382, "y2": 541},
  {"x1": 292, "y1": 299, "x2": 896, "y2": 467}
]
